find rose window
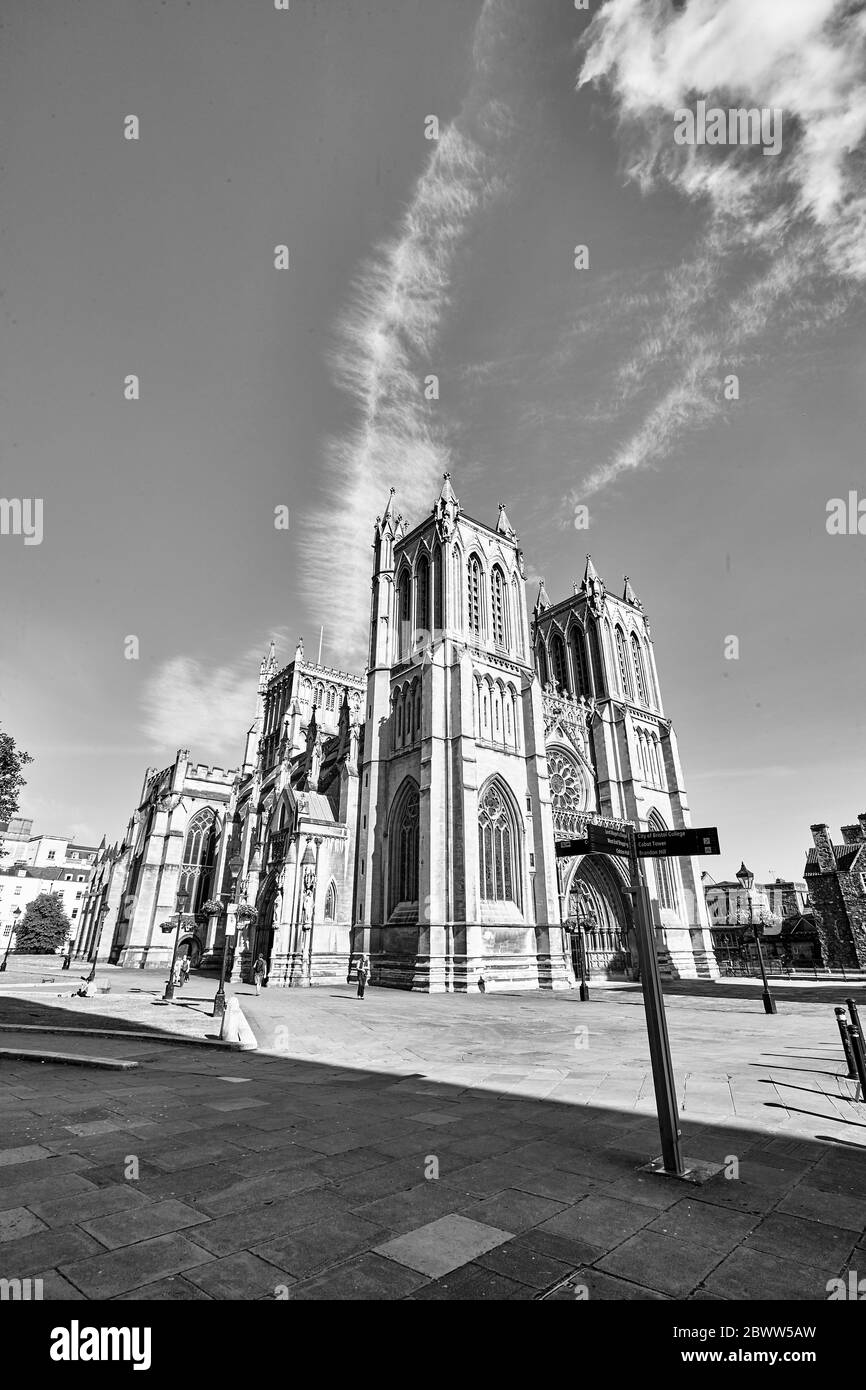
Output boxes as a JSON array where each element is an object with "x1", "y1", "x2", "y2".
[{"x1": 547, "y1": 750, "x2": 586, "y2": 829}]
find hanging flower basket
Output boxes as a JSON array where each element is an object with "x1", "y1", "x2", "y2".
[
  {"x1": 200, "y1": 899, "x2": 223, "y2": 917},
  {"x1": 236, "y1": 903, "x2": 258, "y2": 923}
]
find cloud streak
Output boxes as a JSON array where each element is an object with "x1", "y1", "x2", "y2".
[
  {"x1": 299, "y1": 0, "x2": 519, "y2": 663},
  {"x1": 573, "y1": 0, "x2": 866, "y2": 494}
]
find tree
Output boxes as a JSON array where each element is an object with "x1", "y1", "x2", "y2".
[
  {"x1": 0, "y1": 724, "x2": 33, "y2": 860},
  {"x1": 16, "y1": 892, "x2": 71, "y2": 955}
]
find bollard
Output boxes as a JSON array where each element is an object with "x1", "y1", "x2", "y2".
[
  {"x1": 846, "y1": 997, "x2": 864, "y2": 1038},
  {"x1": 847, "y1": 1022, "x2": 866, "y2": 1100},
  {"x1": 835, "y1": 1007, "x2": 857, "y2": 1079}
]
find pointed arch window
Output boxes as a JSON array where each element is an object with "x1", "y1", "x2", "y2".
[
  {"x1": 416, "y1": 554, "x2": 430, "y2": 636},
  {"x1": 433, "y1": 545, "x2": 444, "y2": 631},
  {"x1": 511, "y1": 577, "x2": 524, "y2": 657},
  {"x1": 589, "y1": 624, "x2": 605, "y2": 696},
  {"x1": 571, "y1": 629, "x2": 591, "y2": 697},
  {"x1": 615, "y1": 627, "x2": 633, "y2": 700},
  {"x1": 631, "y1": 634, "x2": 647, "y2": 704},
  {"x1": 398, "y1": 569, "x2": 411, "y2": 659},
  {"x1": 324, "y1": 882, "x2": 337, "y2": 921},
  {"x1": 325, "y1": 686, "x2": 336, "y2": 713},
  {"x1": 467, "y1": 555, "x2": 483, "y2": 639},
  {"x1": 478, "y1": 781, "x2": 521, "y2": 907},
  {"x1": 551, "y1": 634, "x2": 568, "y2": 693},
  {"x1": 537, "y1": 642, "x2": 549, "y2": 688},
  {"x1": 491, "y1": 566, "x2": 508, "y2": 650},
  {"x1": 390, "y1": 781, "x2": 420, "y2": 910},
  {"x1": 649, "y1": 812, "x2": 677, "y2": 910},
  {"x1": 179, "y1": 808, "x2": 217, "y2": 915}
]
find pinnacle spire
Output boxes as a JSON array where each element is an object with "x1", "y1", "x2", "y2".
[
  {"x1": 534, "y1": 578, "x2": 551, "y2": 616},
  {"x1": 623, "y1": 575, "x2": 642, "y2": 609},
  {"x1": 496, "y1": 502, "x2": 517, "y2": 540}
]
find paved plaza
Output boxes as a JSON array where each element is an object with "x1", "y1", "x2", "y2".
[{"x1": 0, "y1": 972, "x2": 864, "y2": 1300}]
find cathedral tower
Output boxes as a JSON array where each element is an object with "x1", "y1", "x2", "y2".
[
  {"x1": 533, "y1": 557, "x2": 717, "y2": 979},
  {"x1": 355, "y1": 476, "x2": 572, "y2": 991}
]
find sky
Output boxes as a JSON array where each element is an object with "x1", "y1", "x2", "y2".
[{"x1": 1, "y1": 0, "x2": 865, "y2": 881}]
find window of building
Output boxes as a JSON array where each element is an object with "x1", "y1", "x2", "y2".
[
  {"x1": 631, "y1": 633, "x2": 648, "y2": 704},
  {"x1": 649, "y1": 812, "x2": 677, "y2": 911},
  {"x1": 324, "y1": 882, "x2": 337, "y2": 920},
  {"x1": 491, "y1": 566, "x2": 507, "y2": 649},
  {"x1": 467, "y1": 555, "x2": 483, "y2": 638},
  {"x1": 416, "y1": 554, "x2": 430, "y2": 636},
  {"x1": 615, "y1": 627, "x2": 633, "y2": 699},
  {"x1": 390, "y1": 782, "x2": 420, "y2": 909},
  {"x1": 571, "y1": 629, "x2": 591, "y2": 697},
  {"x1": 551, "y1": 634, "x2": 568, "y2": 693},
  {"x1": 47, "y1": 851, "x2": 56, "y2": 861},
  {"x1": 478, "y1": 780, "x2": 521, "y2": 907}
]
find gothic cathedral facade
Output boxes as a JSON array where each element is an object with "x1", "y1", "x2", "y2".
[{"x1": 92, "y1": 474, "x2": 717, "y2": 988}]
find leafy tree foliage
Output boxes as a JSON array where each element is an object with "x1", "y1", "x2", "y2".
[
  {"x1": 0, "y1": 724, "x2": 33, "y2": 859},
  {"x1": 16, "y1": 892, "x2": 72, "y2": 954}
]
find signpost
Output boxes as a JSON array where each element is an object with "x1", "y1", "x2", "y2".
[{"x1": 556, "y1": 818, "x2": 722, "y2": 1181}]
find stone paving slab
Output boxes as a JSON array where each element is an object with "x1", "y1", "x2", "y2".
[{"x1": 0, "y1": 979, "x2": 864, "y2": 1301}]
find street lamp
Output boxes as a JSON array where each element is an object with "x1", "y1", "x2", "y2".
[
  {"x1": 0, "y1": 907, "x2": 22, "y2": 972},
  {"x1": 213, "y1": 854, "x2": 243, "y2": 1020},
  {"x1": 565, "y1": 880, "x2": 594, "y2": 1002},
  {"x1": 735, "y1": 862, "x2": 777, "y2": 1015},
  {"x1": 162, "y1": 888, "x2": 190, "y2": 1001}
]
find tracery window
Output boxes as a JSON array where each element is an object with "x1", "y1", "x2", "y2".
[
  {"x1": 551, "y1": 634, "x2": 568, "y2": 693},
  {"x1": 416, "y1": 554, "x2": 430, "y2": 635},
  {"x1": 398, "y1": 569, "x2": 411, "y2": 659},
  {"x1": 537, "y1": 642, "x2": 549, "y2": 688},
  {"x1": 491, "y1": 566, "x2": 507, "y2": 649},
  {"x1": 547, "y1": 749, "x2": 586, "y2": 835},
  {"x1": 631, "y1": 634, "x2": 647, "y2": 704},
  {"x1": 615, "y1": 627, "x2": 633, "y2": 700},
  {"x1": 390, "y1": 782, "x2": 420, "y2": 907},
  {"x1": 478, "y1": 781, "x2": 520, "y2": 906},
  {"x1": 571, "y1": 629, "x2": 591, "y2": 697},
  {"x1": 179, "y1": 809, "x2": 217, "y2": 915},
  {"x1": 467, "y1": 555, "x2": 483, "y2": 638},
  {"x1": 649, "y1": 812, "x2": 677, "y2": 910}
]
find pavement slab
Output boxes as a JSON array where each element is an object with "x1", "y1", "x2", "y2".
[{"x1": 0, "y1": 973, "x2": 863, "y2": 1301}]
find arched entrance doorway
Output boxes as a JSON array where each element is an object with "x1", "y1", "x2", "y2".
[
  {"x1": 562, "y1": 852, "x2": 633, "y2": 978},
  {"x1": 252, "y1": 873, "x2": 277, "y2": 971}
]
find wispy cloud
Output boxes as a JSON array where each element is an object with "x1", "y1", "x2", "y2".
[
  {"x1": 299, "y1": 0, "x2": 520, "y2": 663},
  {"x1": 573, "y1": 0, "x2": 866, "y2": 494},
  {"x1": 139, "y1": 633, "x2": 289, "y2": 764}
]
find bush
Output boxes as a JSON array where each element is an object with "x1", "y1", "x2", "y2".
[{"x1": 16, "y1": 892, "x2": 72, "y2": 954}]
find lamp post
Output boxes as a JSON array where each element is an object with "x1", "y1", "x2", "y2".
[
  {"x1": 571, "y1": 880, "x2": 595, "y2": 1002},
  {"x1": 736, "y1": 862, "x2": 777, "y2": 1015},
  {"x1": 304, "y1": 837, "x2": 323, "y2": 988},
  {"x1": 83, "y1": 903, "x2": 110, "y2": 987},
  {"x1": 163, "y1": 888, "x2": 190, "y2": 1001},
  {"x1": 213, "y1": 854, "x2": 242, "y2": 1020},
  {"x1": 0, "y1": 907, "x2": 22, "y2": 972}
]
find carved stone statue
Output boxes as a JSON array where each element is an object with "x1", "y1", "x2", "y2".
[{"x1": 300, "y1": 865, "x2": 316, "y2": 928}]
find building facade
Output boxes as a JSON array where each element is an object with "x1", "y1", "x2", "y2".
[
  {"x1": 100, "y1": 476, "x2": 718, "y2": 989},
  {"x1": 804, "y1": 817, "x2": 866, "y2": 969}
]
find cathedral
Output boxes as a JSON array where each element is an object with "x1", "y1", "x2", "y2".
[{"x1": 90, "y1": 476, "x2": 718, "y2": 988}]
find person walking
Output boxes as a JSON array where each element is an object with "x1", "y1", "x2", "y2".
[
  {"x1": 179, "y1": 955, "x2": 191, "y2": 987},
  {"x1": 253, "y1": 953, "x2": 268, "y2": 995},
  {"x1": 356, "y1": 954, "x2": 370, "y2": 1000}
]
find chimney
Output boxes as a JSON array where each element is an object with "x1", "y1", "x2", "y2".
[
  {"x1": 810, "y1": 824, "x2": 836, "y2": 874},
  {"x1": 841, "y1": 823, "x2": 865, "y2": 844},
  {"x1": 859, "y1": 813, "x2": 866, "y2": 837}
]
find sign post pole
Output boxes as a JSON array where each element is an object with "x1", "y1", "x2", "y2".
[{"x1": 626, "y1": 824, "x2": 685, "y2": 1178}]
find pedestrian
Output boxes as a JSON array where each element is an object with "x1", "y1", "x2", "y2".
[
  {"x1": 356, "y1": 953, "x2": 370, "y2": 999},
  {"x1": 171, "y1": 958, "x2": 183, "y2": 989},
  {"x1": 179, "y1": 955, "x2": 191, "y2": 986},
  {"x1": 253, "y1": 953, "x2": 267, "y2": 995}
]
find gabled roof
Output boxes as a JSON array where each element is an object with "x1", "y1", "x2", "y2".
[{"x1": 804, "y1": 844, "x2": 864, "y2": 875}]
